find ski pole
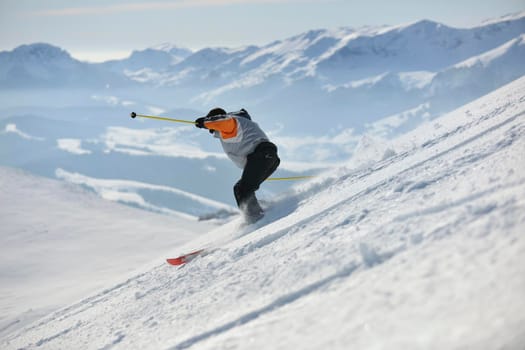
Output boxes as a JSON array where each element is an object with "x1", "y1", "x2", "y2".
[{"x1": 130, "y1": 112, "x2": 196, "y2": 125}]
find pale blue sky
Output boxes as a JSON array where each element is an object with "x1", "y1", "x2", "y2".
[{"x1": 0, "y1": 0, "x2": 523, "y2": 62}]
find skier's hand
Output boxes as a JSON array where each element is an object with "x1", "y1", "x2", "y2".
[{"x1": 195, "y1": 117, "x2": 206, "y2": 129}]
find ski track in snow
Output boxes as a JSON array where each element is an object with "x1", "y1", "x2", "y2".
[{"x1": 2, "y1": 77, "x2": 525, "y2": 349}]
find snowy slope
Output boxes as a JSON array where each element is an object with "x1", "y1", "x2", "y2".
[
  {"x1": 429, "y1": 34, "x2": 525, "y2": 100},
  {"x1": 0, "y1": 168, "x2": 216, "y2": 337},
  {"x1": 3, "y1": 73, "x2": 525, "y2": 349}
]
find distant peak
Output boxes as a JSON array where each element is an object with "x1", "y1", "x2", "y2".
[
  {"x1": 11, "y1": 43, "x2": 72, "y2": 60},
  {"x1": 407, "y1": 19, "x2": 443, "y2": 29},
  {"x1": 152, "y1": 42, "x2": 179, "y2": 51},
  {"x1": 149, "y1": 43, "x2": 193, "y2": 55},
  {"x1": 14, "y1": 42, "x2": 65, "y2": 52},
  {"x1": 393, "y1": 19, "x2": 451, "y2": 36},
  {"x1": 300, "y1": 29, "x2": 328, "y2": 41}
]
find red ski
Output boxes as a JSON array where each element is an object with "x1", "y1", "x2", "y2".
[{"x1": 166, "y1": 249, "x2": 206, "y2": 266}]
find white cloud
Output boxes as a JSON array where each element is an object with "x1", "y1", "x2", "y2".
[
  {"x1": 146, "y1": 106, "x2": 166, "y2": 115},
  {"x1": 3, "y1": 124, "x2": 45, "y2": 141},
  {"x1": 101, "y1": 126, "x2": 226, "y2": 160},
  {"x1": 57, "y1": 139, "x2": 92, "y2": 155}
]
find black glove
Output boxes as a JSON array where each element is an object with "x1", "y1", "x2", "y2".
[{"x1": 195, "y1": 117, "x2": 206, "y2": 129}]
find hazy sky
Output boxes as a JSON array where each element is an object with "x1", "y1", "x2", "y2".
[{"x1": 0, "y1": 0, "x2": 523, "y2": 62}]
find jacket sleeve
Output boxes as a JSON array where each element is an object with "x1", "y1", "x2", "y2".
[{"x1": 203, "y1": 115, "x2": 239, "y2": 139}]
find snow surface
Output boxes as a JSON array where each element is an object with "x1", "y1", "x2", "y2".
[
  {"x1": 0, "y1": 170, "x2": 215, "y2": 338},
  {"x1": 455, "y1": 34, "x2": 525, "y2": 69},
  {"x1": 2, "y1": 75, "x2": 524, "y2": 349}
]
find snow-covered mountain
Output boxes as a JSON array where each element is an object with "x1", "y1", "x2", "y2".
[
  {"x1": 100, "y1": 44, "x2": 193, "y2": 73},
  {"x1": 134, "y1": 14, "x2": 524, "y2": 88},
  {"x1": 107, "y1": 13, "x2": 524, "y2": 130},
  {"x1": 2, "y1": 73, "x2": 524, "y2": 349},
  {"x1": 0, "y1": 13, "x2": 523, "y2": 133},
  {"x1": 316, "y1": 16, "x2": 525, "y2": 80},
  {"x1": 0, "y1": 43, "x2": 132, "y2": 89},
  {"x1": 429, "y1": 33, "x2": 525, "y2": 103}
]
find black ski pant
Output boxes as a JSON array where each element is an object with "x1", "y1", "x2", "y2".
[{"x1": 234, "y1": 141, "x2": 280, "y2": 213}]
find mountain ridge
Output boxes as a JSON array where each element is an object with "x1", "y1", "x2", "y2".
[
  {"x1": 1, "y1": 14, "x2": 523, "y2": 133},
  {"x1": 1, "y1": 13, "x2": 523, "y2": 84}
]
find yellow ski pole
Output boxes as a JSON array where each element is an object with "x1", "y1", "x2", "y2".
[{"x1": 130, "y1": 112, "x2": 196, "y2": 125}]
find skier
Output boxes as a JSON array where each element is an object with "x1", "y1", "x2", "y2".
[{"x1": 195, "y1": 108, "x2": 280, "y2": 223}]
